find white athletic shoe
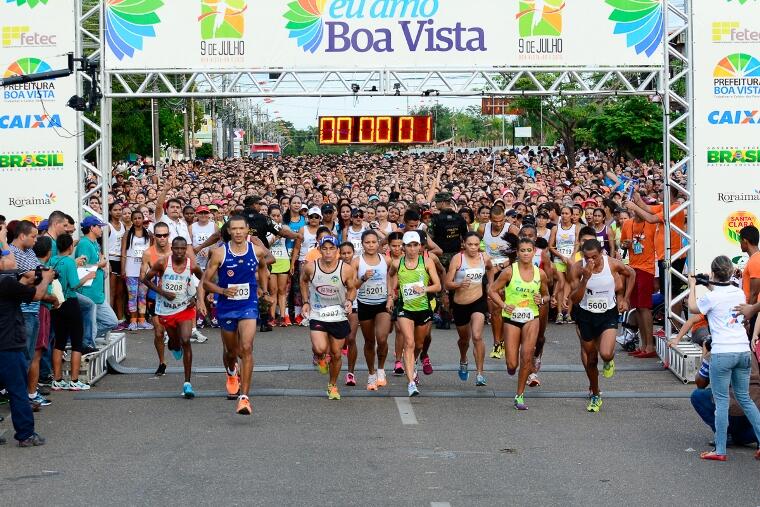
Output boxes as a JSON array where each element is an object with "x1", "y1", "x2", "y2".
[{"x1": 190, "y1": 328, "x2": 208, "y2": 344}]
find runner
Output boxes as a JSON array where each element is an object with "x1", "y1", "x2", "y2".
[
  {"x1": 290, "y1": 207, "x2": 322, "y2": 325},
  {"x1": 107, "y1": 202, "x2": 127, "y2": 329},
  {"x1": 140, "y1": 222, "x2": 172, "y2": 376},
  {"x1": 591, "y1": 208, "x2": 617, "y2": 258},
  {"x1": 387, "y1": 231, "x2": 442, "y2": 397},
  {"x1": 386, "y1": 231, "x2": 406, "y2": 376},
  {"x1": 568, "y1": 239, "x2": 635, "y2": 412},
  {"x1": 120, "y1": 211, "x2": 152, "y2": 331},
  {"x1": 266, "y1": 205, "x2": 293, "y2": 327},
  {"x1": 203, "y1": 215, "x2": 273, "y2": 415},
  {"x1": 445, "y1": 232, "x2": 495, "y2": 386},
  {"x1": 352, "y1": 230, "x2": 391, "y2": 390},
  {"x1": 488, "y1": 238, "x2": 549, "y2": 410},
  {"x1": 338, "y1": 242, "x2": 360, "y2": 386},
  {"x1": 300, "y1": 235, "x2": 357, "y2": 401},
  {"x1": 343, "y1": 208, "x2": 367, "y2": 258},
  {"x1": 190, "y1": 205, "x2": 218, "y2": 329},
  {"x1": 478, "y1": 205, "x2": 514, "y2": 360},
  {"x1": 142, "y1": 237, "x2": 207, "y2": 399},
  {"x1": 549, "y1": 206, "x2": 578, "y2": 324}
]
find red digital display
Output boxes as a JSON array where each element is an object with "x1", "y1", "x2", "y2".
[{"x1": 318, "y1": 115, "x2": 433, "y2": 145}]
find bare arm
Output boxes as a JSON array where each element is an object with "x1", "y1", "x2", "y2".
[
  {"x1": 426, "y1": 236, "x2": 443, "y2": 257},
  {"x1": 142, "y1": 259, "x2": 167, "y2": 297},
  {"x1": 424, "y1": 257, "x2": 442, "y2": 294},
  {"x1": 299, "y1": 261, "x2": 314, "y2": 317},
  {"x1": 444, "y1": 254, "x2": 462, "y2": 291}
]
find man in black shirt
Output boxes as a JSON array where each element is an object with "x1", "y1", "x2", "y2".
[
  {"x1": 429, "y1": 192, "x2": 468, "y2": 270},
  {"x1": 242, "y1": 196, "x2": 296, "y2": 248},
  {"x1": 0, "y1": 242, "x2": 55, "y2": 447}
]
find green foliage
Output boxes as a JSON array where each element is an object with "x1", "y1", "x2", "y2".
[{"x1": 588, "y1": 96, "x2": 663, "y2": 160}]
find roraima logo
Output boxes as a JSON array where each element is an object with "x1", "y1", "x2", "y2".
[
  {"x1": 284, "y1": 0, "x2": 486, "y2": 55},
  {"x1": 708, "y1": 109, "x2": 760, "y2": 125},
  {"x1": 0, "y1": 114, "x2": 61, "y2": 129},
  {"x1": 8, "y1": 192, "x2": 56, "y2": 208}
]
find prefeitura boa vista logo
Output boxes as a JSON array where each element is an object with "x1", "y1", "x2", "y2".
[{"x1": 284, "y1": 0, "x2": 486, "y2": 54}]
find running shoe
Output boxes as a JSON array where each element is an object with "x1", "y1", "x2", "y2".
[
  {"x1": 210, "y1": 317, "x2": 219, "y2": 328},
  {"x1": 341, "y1": 345, "x2": 348, "y2": 357},
  {"x1": 526, "y1": 373, "x2": 541, "y2": 387},
  {"x1": 183, "y1": 382, "x2": 195, "y2": 399},
  {"x1": 294, "y1": 315, "x2": 303, "y2": 326},
  {"x1": 139, "y1": 321, "x2": 154, "y2": 330},
  {"x1": 114, "y1": 321, "x2": 128, "y2": 331},
  {"x1": 458, "y1": 362, "x2": 469, "y2": 382},
  {"x1": 533, "y1": 355, "x2": 542, "y2": 373},
  {"x1": 29, "y1": 393, "x2": 51, "y2": 406},
  {"x1": 376, "y1": 370, "x2": 387, "y2": 387},
  {"x1": 300, "y1": 318, "x2": 309, "y2": 327},
  {"x1": 564, "y1": 314, "x2": 574, "y2": 325},
  {"x1": 602, "y1": 359, "x2": 616, "y2": 378},
  {"x1": 163, "y1": 331, "x2": 169, "y2": 344},
  {"x1": 17, "y1": 433, "x2": 46, "y2": 447},
  {"x1": 407, "y1": 382, "x2": 419, "y2": 397},
  {"x1": 514, "y1": 394, "x2": 528, "y2": 410},
  {"x1": 154, "y1": 363, "x2": 167, "y2": 377},
  {"x1": 393, "y1": 360, "x2": 404, "y2": 376},
  {"x1": 422, "y1": 356, "x2": 433, "y2": 375},
  {"x1": 327, "y1": 383, "x2": 341, "y2": 400},
  {"x1": 555, "y1": 314, "x2": 564, "y2": 325},
  {"x1": 489, "y1": 343, "x2": 501, "y2": 359},
  {"x1": 587, "y1": 395, "x2": 603, "y2": 413},
  {"x1": 38, "y1": 375, "x2": 54, "y2": 387},
  {"x1": 367, "y1": 373, "x2": 378, "y2": 391},
  {"x1": 171, "y1": 348, "x2": 183, "y2": 361},
  {"x1": 226, "y1": 369, "x2": 240, "y2": 399},
  {"x1": 51, "y1": 380, "x2": 70, "y2": 391},
  {"x1": 475, "y1": 374, "x2": 487, "y2": 386},
  {"x1": 282, "y1": 315, "x2": 292, "y2": 327},
  {"x1": 497, "y1": 342, "x2": 505, "y2": 359},
  {"x1": 317, "y1": 357, "x2": 329, "y2": 375},
  {"x1": 68, "y1": 380, "x2": 91, "y2": 391},
  {"x1": 191, "y1": 328, "x2": 208, "y2": 344},
  {"x1": 127, "y1": 321, "x2": 139, "y2": 332},
  {"x1": 236, "y1": 395, "x2": 252, "y2": 415},
  {"x1": 345, "y1": 372, "x2": 356, "y2": 386},
  {"x1": 196, "y1": 316, "x2": 205, "y2": 329},
  {"x1": 413, "y1": 370, "x2": 420, "y2": 386}
]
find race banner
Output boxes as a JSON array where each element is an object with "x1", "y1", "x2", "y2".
[
  {"x1": 692, "y1": 0, "x2": 760, "y2": 273},
  {"x1": 0, "y1": 0, "x2": 78, "y2": 226},
  {"x1": 103, "y1": 0, "x2": 665, "y2": 70}
]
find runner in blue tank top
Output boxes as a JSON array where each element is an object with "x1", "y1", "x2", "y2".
[{"x1": 203, "y1": 216, "x2": 274, "y2": 416}]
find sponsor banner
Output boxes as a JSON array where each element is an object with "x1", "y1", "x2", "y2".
[
  {"x1": 693, "y1": 0, "x2": 760, "y2": 272},
  {"x1": 103, "y1": 0, "x2": 665, "y2": 71},
  {"x1": 0, "y1": 1, "x2": 78, "y2": 222}
]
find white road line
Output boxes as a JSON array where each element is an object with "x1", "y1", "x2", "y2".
[
  {"x1": 394, "y1": 397, "x2": 418, "y2": 425},
  {"x1": 430, "y1": 502, "x2": 451, "y2": 507}
]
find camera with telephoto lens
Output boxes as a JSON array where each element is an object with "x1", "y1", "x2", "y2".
[{"x1": 0, "y1": 266, "x2": 57, "y2": 285}]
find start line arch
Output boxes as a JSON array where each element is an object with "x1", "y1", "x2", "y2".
[{"x1": 75, "y1": 0, "x2": 693, "y2": 339}]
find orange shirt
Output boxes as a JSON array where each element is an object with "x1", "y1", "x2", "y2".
[
  {"x1": 651, "y1": 204, "x2": 685, "y2": 261},
  {"x1": 620, "y1": 219, "x2": 657, "y2": 275},
  {"x1": 743, "y1": 252, "x2": 760, "y2": 303},
  {"x1": 304, "y1": 248, "x2": 322, "y2": 263}
]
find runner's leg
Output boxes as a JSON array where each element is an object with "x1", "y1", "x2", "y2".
[
  {"x1": 399, "y1": 318, "x2": 416, "y2": 383},
  {"x1": 328, "y1": 336, "x2": 345, "y2": 386},
  {"x1": 237, "y1": 319, "x2": 257, "y2": 396},
  {"x1": 347, "y1": 312, "x2": 359, "y2": 376},
  {"x1": 375, "y1": 313, "x2": 391, "y2": 372},
  {"x1": 470, "y1": 312, "x2": 486, "y2": 375},
  {"x1": 456, "y1": 324, "x2": 470, "y2": 364},
  {"x1": 580, "y1": 337, "x2": 600, "y2": 396},
  {"x1": 360, "y1": 317, "x2": 378, "y2": 376}
]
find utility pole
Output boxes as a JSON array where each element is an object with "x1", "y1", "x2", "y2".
[
  {"x1": 183, "y1": 102, "x2": 189, "y2": 159},
  {"x1": 190, "y1": 98, "x2": 196, "y2": 159},
  {"x1": 151, "y1": 96, "x2": 160, "y2": 174},
  {"x1": 211, "y1": 99, "x2": 217, "y2": 158}
]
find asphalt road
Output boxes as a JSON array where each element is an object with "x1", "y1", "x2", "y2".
[{"x1": 1, "y1": 322, "x2": 758, "y2": 506}]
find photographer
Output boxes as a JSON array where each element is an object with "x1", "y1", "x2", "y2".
[
  {"x1": 688, "y1": 256, "x2": 760, "y2": 461},
  {"x1": 0, "y1": 224, "x2": 55, "y2": 447}
]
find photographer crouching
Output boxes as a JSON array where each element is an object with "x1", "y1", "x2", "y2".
[
  {"x1": 687, "y1": 256, "x2": 760, "y2": 462},
  {"x1": 0, "y1": 224, "x2": 56, "y2": 447}
]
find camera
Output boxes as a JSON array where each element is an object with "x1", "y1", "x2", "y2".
[
  {"x1": 0, "y1": 266, "x2": 56, "y2": 285},
  {"x1": 693, "y1": 273, "x2": 711, "y2": 287}
]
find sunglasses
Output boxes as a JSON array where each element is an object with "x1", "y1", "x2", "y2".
[
  {"x1": 308, "y1": 215, "x2": 321, "y2": 219},
  {"x1": 154, "y1": 233, "x2": 169, "y2": 238}
]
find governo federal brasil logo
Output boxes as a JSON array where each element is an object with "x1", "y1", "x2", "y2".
[
  {"x1": 283, "y1": 0, "x2": 486, "y2": 54},
  {"x1": 105, "y1": 0, "x2": 163, "y2": 60},
  {"x1": 199, "y1": 0, "x2": 247, "y2": 40},
  {"x1": 4, "y1": 0, "x2": 48, "y2": 7},
  {"x1": 606, "y1": 0, "x2": 664, "y2": 57}
]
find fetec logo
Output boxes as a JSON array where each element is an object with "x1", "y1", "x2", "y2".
[
  {"x1": 712, "y1": 21, "x2": 760, "y2": 43},
  {"x1": 1, "y1": 25, "x2": 56, "y2": 47},
  {"x1": 4, "y1": 0, "x2": 49, "y2": 7},
  {"x1": 0, "y1": 114, "x2": 61, "y2": 129},
  {"x1": 606, "y1": 0, "x2": 664, "y2": 57},
  {"x1": 708, "y1": 109, "x2": 760, "y2": 124},
  {"x1": 8, "y1": 192, "x2": 56, "y2": 208},
  {"x1": 105, "y1": 0, "x2": 163, "y2": 60},
  {"x1": 708, "y1": 148, "x2": 760, "y2": 164},
  {"x1": 199, "y1": 0, "x2": 246, "y2": 39},
  {"x1": 0, "y1": 152, "x2": 63, "y2": 168},
  {"x1": 2, "y1": 58, "x2": 56, "y2": 102},
  {"x1": 724, "y1": 210, "x2": 758, "y2": 244},
  {"x1": 283, "y1": 0, "x2": 486, "y2": 54},
  {"x1": 516, "y1": 0, "x2": 564, "y2": 37},
  {"x1": 713, "y1": 53, "x2": 760, "y2": 97}
]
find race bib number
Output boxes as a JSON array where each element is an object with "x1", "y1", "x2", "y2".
[
  {"x1": 510, "y1": 307, "x2": 534, "y2": 323},
  {"x1": 402, "y1": 282, "x2": 425, "y2": 300},
  {"x1": 271, "y1": 242, "x2": 288, "y2": 259},
  {"x1": 195, "y1": 234, "x2": 209, "y2": 245},
  {"x1": 132, "y1": 248, "x2": 145, "y2": 264},
  {"x1": 162, "y1": 281, "x2": 186, "y2": 293},
  {"x1": 227, "y1": 283, "x2": 251, "y2": 301},
  {"x1": 586, "y1": 297, "x2": 609, "y2": 314},
  {"x1": 362, "y1": 283, "x2": 386, "y2": 297},
  {"x1": 464, "y1": 269, "x2": 484, "y2": 283},
  {"x1": 558, "y1": 245, "x2": 573, "y2": 257},
  {"x1": 315, "y1": 305, "x2": 344, "y2": 320},
  {"x1": 491, "y1": 257, "x2": 508, "y2": 269}
]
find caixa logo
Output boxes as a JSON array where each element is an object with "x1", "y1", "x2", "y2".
[
  {"x1": 0, "y1": 114, "x2": 61, "y2": 129},
  {"x1": 708, "y1": 109, "x2": 760, "y2": 124},
  {"x1": 284, "y1": 0, "x2": 486, "y2": 54}
]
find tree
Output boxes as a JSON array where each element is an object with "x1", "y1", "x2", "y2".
[{"x1": 589, "y1": 97, "x2": 663, "y2": 160}]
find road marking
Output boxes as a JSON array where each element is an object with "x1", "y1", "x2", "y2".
[
  {"x1": 431, "y1": 502, "x2": 451, "y2": 507},
  {"x1": 394, "y1": 397, "x2": 418, "y2": 425}
]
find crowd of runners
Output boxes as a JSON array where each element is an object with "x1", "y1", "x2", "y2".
[{"x1": 1, "y1": 146, "x2": 759, "y2": 460}]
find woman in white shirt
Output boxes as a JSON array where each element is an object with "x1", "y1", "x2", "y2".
[{"x1": 688, "y1": 255, "x2": 760, "y2": 461}]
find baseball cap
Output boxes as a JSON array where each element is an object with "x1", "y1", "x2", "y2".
[
  {"x1": 402, "y1": 231, "x2": 421, "y2": 245},
  {"x1": 319, "y1": 235, "x2": 338, "y2": 247},
  {"x1": 307, "y1": 206, "x2": 322, "y2": 218},
  {"x1": 37, "y1": 219, "x2": 49, "y2": 232},
  {"x1": 81, "y1": 216, "x2": 106, "y2": 228},
  {"x1": 195, "y1": 205, "x2": 210, "y2": 213},
  {"x1": 208, "y1": 204, "x2": 219, "y2": 211},
  {"x1": 321, "y1": 203, "x2": 335, "y2": 214},
  {"x1": 351, "y1": 208, "x2": 363, "y2": 217},
  {"x1": 300, "y1": 204, "x2": 309, "y2": 211},
  {"x1": 434, "y1": 192, "x2": 452, "y2": 202}
]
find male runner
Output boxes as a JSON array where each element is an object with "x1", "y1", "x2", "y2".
[
  {"x1": 141, "y1": 222, "x2": 172, "y2": 376},
  {"x1": 142, "y1": 237, "x2": 206, "y2": 398},
  {"x1": 203, "y1": 216, "x2": 273, "y2": 415},
  {"x1": 568, "y1": 239, "x2": 635, "y2": 412},
  {"x1": 300, "y1": 235, "x2": 357, "y2": 401}
]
